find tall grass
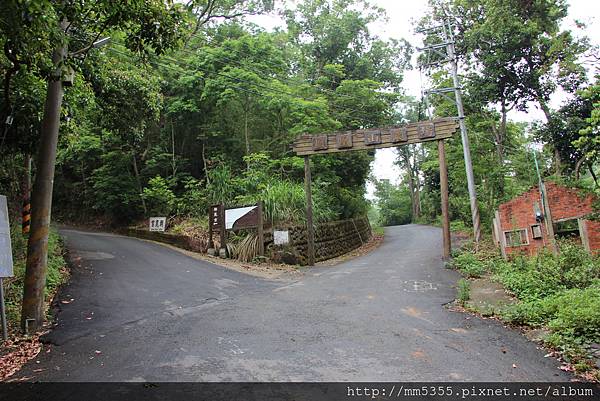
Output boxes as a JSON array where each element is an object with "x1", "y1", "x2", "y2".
[{"x1": 256, "y1": 180, "x2": 336, "y2": 226}]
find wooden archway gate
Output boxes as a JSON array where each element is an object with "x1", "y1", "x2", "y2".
[{"x1": 292, "y1": 117, "x2": 459, "y2": 265}]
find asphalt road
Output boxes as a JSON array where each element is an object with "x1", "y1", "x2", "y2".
[{"x1": 16, "y1": 225, "x2": 569, "y2": 381}]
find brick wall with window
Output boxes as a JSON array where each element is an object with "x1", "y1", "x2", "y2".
[{"x1": 496, "y1": 182, "x2": 599, "y2": 257}]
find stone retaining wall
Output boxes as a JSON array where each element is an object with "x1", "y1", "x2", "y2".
[
  {"x1": 126, "y1": 229, "x2": 208, "y2": 253},
  {"x1": 271, "y1": 216, "x2": 372, "y2": 265},
  {"x1": 127, "y1": 215, "x2": 371, "y2": 265}
]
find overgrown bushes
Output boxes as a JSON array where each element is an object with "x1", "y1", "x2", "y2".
[
  {"x1": 4, "y1": 225, "x2": 68, "y2": 331},
  {"x1": 451, "y1": 239, "x2": 600, "y2": 367}
]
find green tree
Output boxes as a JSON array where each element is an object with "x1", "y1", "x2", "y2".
[
  {"x1": 430, "y1": 0, "x2": 588, "y2": 174},
  {"x1": 372, "y1": 178, "x2": 412, "y2": 226},
  {"x1": 1, "y1": 0, "x2": 186, "y2": 332}
]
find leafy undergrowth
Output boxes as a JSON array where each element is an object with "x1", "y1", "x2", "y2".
[
  {"x1": 1, "y1": 226, "x2": 69, "y2": 381},
  {"x1": 168, "y1": 216, "x2": 209, "y2": 239},
  {"x1": 450, "y1": 239, "x2": 600, "y2": 382}
]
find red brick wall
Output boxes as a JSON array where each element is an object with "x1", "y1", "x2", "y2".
[
  {"x1": 545, "y1": 182, "x2": 594, "y2": 220},
  {"x1": 497, "y1": 182, "x2": 597, "y2": 256},
  {"x1": 585, "y1": 220, "x2": 600, "y2": 255}
]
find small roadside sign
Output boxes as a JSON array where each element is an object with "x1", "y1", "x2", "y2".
[
  {"x1": 0, "y1": 196, "x2": 13, "y2": 278},
  {"x1": 0, "y1": 195, "x2": 12, "y2": 340},
  {"x1": 149, "y1": 217, "x2": 166, "y2": 232}
]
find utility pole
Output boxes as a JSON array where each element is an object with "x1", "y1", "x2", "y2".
[
  {"x1": 533, "y1": 150, "x2": 557, "y2": 254},
  {"x1": 20, "y1": 20, "x2": 67, "y2": 333},
  {"x1": 418, "y1": 16, "x2": 482, "y2": 244}
]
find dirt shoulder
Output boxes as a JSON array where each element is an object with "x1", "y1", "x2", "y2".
[{"x1": 137, "y1": 230, "x2": 385, "y2": 280}]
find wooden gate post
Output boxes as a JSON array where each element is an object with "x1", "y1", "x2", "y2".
[
  {"x1": 257, "y1": 201, "x2": 264, "y2": 257},
  {"x1": 219, "y1": 203, "x2": 226, "y2": 255},
  {"x1": 304, "y1": 156, "x2": 315, "y2": 265},
  {"x1": 438, "y1": 139, "x2": 451, "y2": 259},
  {"x1": 208, "y1": 206, "x2": 214, "y2": 249}
]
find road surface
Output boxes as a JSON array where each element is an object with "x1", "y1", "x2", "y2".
[{"x1": 16, "y1": 225, "x2": 568, "y2": 381}]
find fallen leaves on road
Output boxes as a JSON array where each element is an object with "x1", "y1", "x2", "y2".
[{"x1": 0, "y1": 333, "x2": 44, "y2": 381}]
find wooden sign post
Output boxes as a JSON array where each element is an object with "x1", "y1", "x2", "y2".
[
  {"x1": 257, "y1": 201, "x2": 264, "y2": 257},
  {"x1": 210, "y1": 202, "x2": 266, "y2": 258},
  {"x1": 293, "y1": 118, "x2": 458, "y2": 264},
  {"x1": 208, "y1": 203, "x2": 225, "y2": 255}
]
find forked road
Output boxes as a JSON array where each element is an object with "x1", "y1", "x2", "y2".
[{"x1": 17, "y1": 225, "x2": 569, "y2": 381}]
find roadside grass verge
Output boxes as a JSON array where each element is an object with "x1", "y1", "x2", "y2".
[
  {"x1": 3, "y1": 225, "x2": 69, "y2": 336},
  {"x1": 449, "y1": 239, "x2": 600, "y2": 381},
  {"x1": 1, "y1": 225, "x2": 69, "y2": 380}
]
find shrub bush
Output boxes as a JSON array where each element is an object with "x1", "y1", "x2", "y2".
[
  {"x1": 496, "y1": 242, "x2": 600, "y2": 357},
  {"x1": 457, "y1": 279, "x2": 470, "y2": 306},
  {"x1": 142, "y1": 176, "x2": 176, "y2": 216},
  {"x1": 5, "y1": 227, "x2": 67, "y2": 328},
  {"x1": 450, "y1": 252, "x2": 486, "y2": 278},
  {"x1": 493, "y1": 241, "x2": 600, "y2": 301}
]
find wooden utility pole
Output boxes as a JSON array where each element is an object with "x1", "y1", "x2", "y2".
[
  {"x1": 304, "y1": 156, "x2": 315, "y2": 265},
  {"x1": 533, "y1": 150, "x2": 557, "y2": 254},
  {"x1": 21, "y1": 21, "x2": 67, "y2": 333},
  {"x1": 438, "y1": 140, "x2": 451, "y2": 259},
  {"x1": 540, "y1": 182, "x2": 558, "y2": 255}
]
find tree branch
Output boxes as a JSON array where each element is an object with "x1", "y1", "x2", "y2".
[{"x1": 3, "y1": 41, "x2": 23, "y2": 115}]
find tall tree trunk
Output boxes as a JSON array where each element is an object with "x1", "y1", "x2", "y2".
[
  {"x1": 413, "y1": 164, "x2": 421, "y2": 219},
  {"x1": 497, "y1": 102, "x2": 507, "y2": 162},
  {"x1": 402, "y1": 147, "x2": 419, "y2": 221},
  {"x1": 244, "y1": 100, "x2": 250, "y2": 164},
  {"x1": 202, "y1": 139, "x2": 210, "y2": 186},
  {"x1": 171, "y1": 120, "x2": 176, "y2": 179},
  {"x1": 131, "y1": 152, "x2": 147, "y2": 215},
  {"x1": 21, "y1": 22, "x2": 66, "y2": 332},
  {"x1": 537, "y1": 97, "x2": 562, "y2": 176},
  {"x1": 589, "y1": 164, "x2": 599, "y2": 187}
]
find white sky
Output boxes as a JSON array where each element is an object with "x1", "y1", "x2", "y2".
[{"x1": 249, "y1": 1, "x2": 600, "y2": 200}]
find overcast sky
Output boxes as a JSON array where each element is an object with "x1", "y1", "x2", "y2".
[{"x1": 249, "y1": 1, "x2": 600, "y2": 199}]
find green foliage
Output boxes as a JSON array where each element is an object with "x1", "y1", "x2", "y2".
[
  {"x1": 142, "y1": 176, "x2": 176, "y2": 216},
  {"x1": 449, "y1": 240, "x2": 600, "y2": 360},
  {"x1": 573, "y1": 77, "x2": 600, "y2": 177},
  {"x1": 450, "y1": 252, "x2": 486, "y2": 278},
  {"x1": 371, "y1": 178, "x2": 412, "y2": 226},
  {"x1": 457, "y1": 279, "x2": 471, "y2": 306},
  {"x1": 90, "y1": 150, "x2": 142, "y2": 221},
  {"x1": 494, "y1": 241, "x2": 600, "y2": 301},
  {"x1": 260, "y1": 181, "x2": 305, "y2": 225},
  {"x1": 175, "y1": 178, "x2": 207, "y2": 218},
  {"x1": 205, "y1": 163, "x2": 237, "y2": 205},
  {"x1": 4, "y1": 226, "x2": 67, "y2": 328},
  {"x1": 502, "y1": 285, "x2": 600, "y2": 352}
]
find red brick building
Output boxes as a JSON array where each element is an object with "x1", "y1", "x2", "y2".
[{"x1": 492, "y1": 182, "x2": 600, "y2": 257}]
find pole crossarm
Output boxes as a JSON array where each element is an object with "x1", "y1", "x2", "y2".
[{"x1": 292, "y1": 117, "x2": 458, "y2": 156}]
